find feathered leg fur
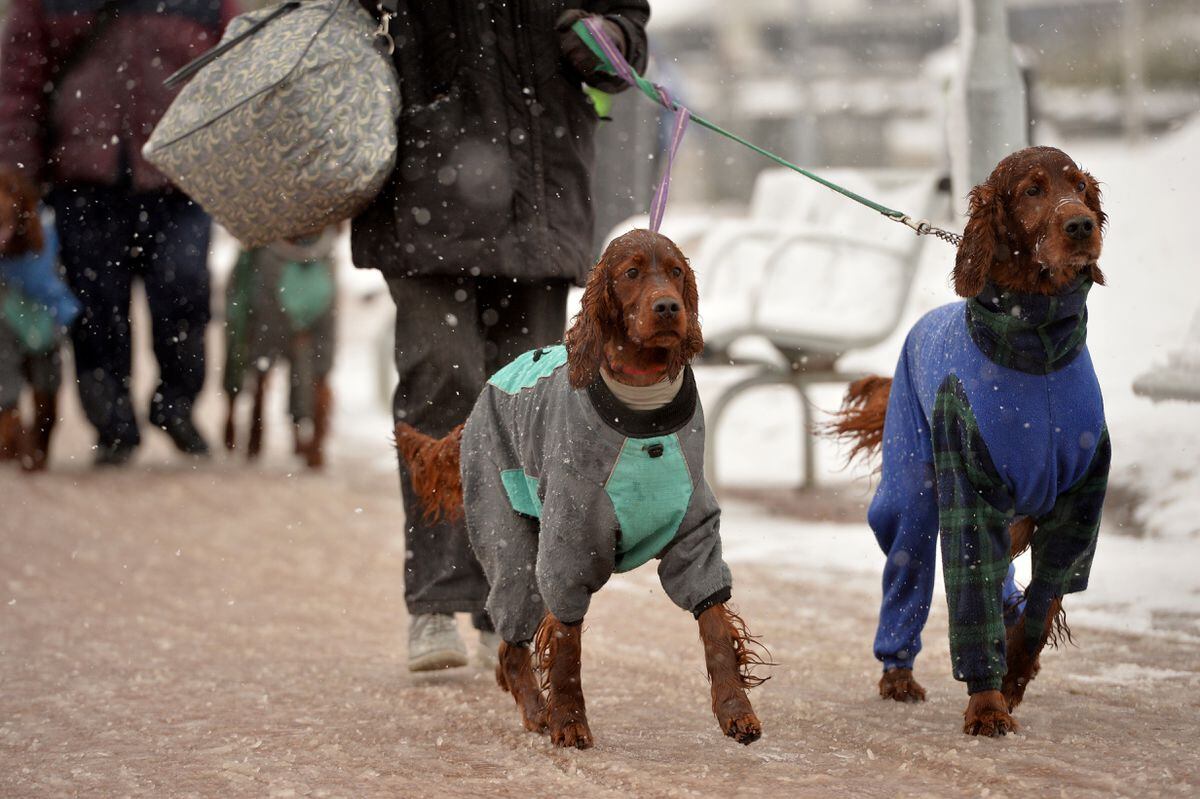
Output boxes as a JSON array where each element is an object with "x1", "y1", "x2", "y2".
[
  {"x1": 697, "y1": 603, "x2": 767, "y2": 745},
  {"x1": 534, "y1": 612, "x2": 592, "y2": 749}
]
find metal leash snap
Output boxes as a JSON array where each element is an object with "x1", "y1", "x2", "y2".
[
  {"x1": 374, "y1": 3, "x2": 395, "y2": 55},
  {"x1": 898, "y1": 215, "x2": 932, "y2": 236}
]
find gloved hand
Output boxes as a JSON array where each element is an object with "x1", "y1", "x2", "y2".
[{"x1": 555, "y1": 9, "x2": 626, "y2": 78}]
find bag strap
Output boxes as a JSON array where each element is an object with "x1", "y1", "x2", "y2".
[{"x1": 163, "y1": 1, "x2": 303, "y2": 89}]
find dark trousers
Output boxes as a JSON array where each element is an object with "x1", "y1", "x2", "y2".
[
  {"x1": 388, "y1": 276, "x2": 568, "y2": 620},
  {"x1": 50, "y1": 185, "x2": 212, "y2": 448}
]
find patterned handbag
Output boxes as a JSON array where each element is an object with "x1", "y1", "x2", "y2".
[{"x1": 143, "y1": 0, "x2": 400, "y2": 246}]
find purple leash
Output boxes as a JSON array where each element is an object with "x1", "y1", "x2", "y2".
[{"x1": 581, "y1": 18, "x2": 691, "y2": 234}]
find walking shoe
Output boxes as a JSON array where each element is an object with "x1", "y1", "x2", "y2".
[
  {"x1": 475, "y1": 629, "x2": 503, "y2": 669},
  {"x1": 408, "y1": 613, "x2": 468, "y2": 672},
  {"x1": 94, "y1": 440, "x2": 137, "y2": 467},
  {"x1": 151, "y1": 413, "x2": 210, "y2": 457}
]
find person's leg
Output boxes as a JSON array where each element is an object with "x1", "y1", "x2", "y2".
[
  {"x1": 50, "y1": 185, "x2": 139, "y2": 457},
  {"x1": 388, "y1": 277, "x2": 490, "y2": 616},
  {"x1": 470, "y1": 278, "x2": 569, "y2": 639},
  {"x1": 137, "y1": 190, "x2": 212, "y2": 454},
  {"x1": 478, "y1": 279, "x2": 570, "y2": 374}
]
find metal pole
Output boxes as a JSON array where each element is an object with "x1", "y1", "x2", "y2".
[
  {"x1": 948, "y1": 0, "x2": 1028, "y2": 215},
  {"x1": 1121, "y1": 0, "x2": 1146, "y2": 144}
]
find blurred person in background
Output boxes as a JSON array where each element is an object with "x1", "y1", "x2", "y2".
[
  {"x1": 0, "y1": 0, "x2": 235, "y2": 466},
  {"x1": 352, "y1": 2, "x2": 650, "y2": 672}
]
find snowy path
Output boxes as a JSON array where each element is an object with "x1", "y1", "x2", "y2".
[{"x1": 3, "y1": 444, "x2": 1198, "y2": 797}]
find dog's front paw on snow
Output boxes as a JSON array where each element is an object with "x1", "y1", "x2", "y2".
[
  {"x1": 549, "y1": 719, "x2": 593, "y2": 749},
  {"x1": 879, "y1": 668, "x2": 926, "y2": 703},
  {"x1": 721, "y1": 712, "x2": 762, "y2": 745},
  {"x1": 962, "y1": 690, "x2": 1019, "y2": 737}
]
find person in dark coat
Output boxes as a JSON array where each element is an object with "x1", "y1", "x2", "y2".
[
  {"x1": 0, "y1": 0, "x2": 235, "y2": 465},
  {"x1": 351, "y1": 0, "x2": 650, "y2": 671}
]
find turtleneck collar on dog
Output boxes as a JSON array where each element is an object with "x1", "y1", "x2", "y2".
[
  {"x1": 966, "y1": 276, "x2": 1092, "y2": 375},
  {"x1": 599, "y1": 367, "x2": 685, "y2": 411}
]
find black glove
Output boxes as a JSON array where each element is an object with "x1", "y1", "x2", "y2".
[{"x1": 555, "y1": 9, "x2": 626, "y2": 77}]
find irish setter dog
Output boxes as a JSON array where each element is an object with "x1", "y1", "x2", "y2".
[
  {"x1": 828, "y1": 146, "x2": 1108, "y2": 736},
  {"x1": 396, "y1": 230, "x2": 767, "y2": 749},
  {"x1": 0, "y1": 171, "x2": 56, "y2": 471}
]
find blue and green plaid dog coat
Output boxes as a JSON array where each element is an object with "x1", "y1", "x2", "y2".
[{"x1": 869, "y1": 277, "x2": 1109, "y2": 693}]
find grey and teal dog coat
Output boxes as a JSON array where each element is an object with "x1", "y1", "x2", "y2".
[{"x1": 461, "y1": 345, "x2": 732, "y2": 645}]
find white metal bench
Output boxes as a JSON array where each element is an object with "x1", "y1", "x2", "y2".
[{"x1": 690, "y1": 168, "x2": 943, "y2": 488}]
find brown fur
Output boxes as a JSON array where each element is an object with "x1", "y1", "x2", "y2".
[
  {"x1": 963, "y1": 689, "x2": 1018, "y2": 736},
  {"x1": 494, "y1": 641, "x2": 548, "y2": 734},
  {"x1": 0, "y1": 170, "x2": 44, "y2": 257},
  {"x1": 697, "y1": 603, "x2": 768, "y2": 744},
  {"x1": 954, "y1": 146, "x2": 1105, "y2": 298},
  {"x1": 879, "y1": 667, "x2": 926, "y2": 703},
  {"x1": 1009, "y1": 516, "x2": 1035, "y2": 558},
  {"x1": 564, "y1": 229, "x2": 703, "y2": 389},
  {"x1": 394, "y1": 422, "x2": 465, "y2": 524},
  {"x1": 822, "y1": 376, "x2": 893, "y2": 464},
  {"x1": 294, "y1": 376, "x2": 332, "y2": 469},
  {"x1": 226, "y1": 369, "x2": 332, "y2": 471},
  {"x1": 1001, "y1": 597, "x2": 1065, "y2": 712},
  {"x1": 533, "y1": 613, "x2": 592, "y2": 749},
  {"x1": 0, "y1": 407, "x2": 22, "y2": 462}
]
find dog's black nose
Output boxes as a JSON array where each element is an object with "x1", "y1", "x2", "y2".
[
  {"x1": 1064, "y1": 216, "x2": 1095, "y2": 240},
  {"x1": 653, "y1": 298, "x2": 681, "y2": 318}
]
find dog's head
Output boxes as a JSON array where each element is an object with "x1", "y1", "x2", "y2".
[
  {"x1": 0, "y1": 171, "x2": 43, "y2": 258},
  {"x1": 564, "y1": 229, "x2": 703, "y2": 389},
  {"x1": 954, "y1": 146, "x2": 1105, "y2": 297}
]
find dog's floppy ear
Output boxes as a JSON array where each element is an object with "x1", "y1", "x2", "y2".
[
  {"x1": 1082, "y1": 171, "x2": 1106, "y2": 286},
  {"x1": 667, "y1": 259, "x2": 704, "y2": 378},
  {"x1": 565, "y1": 255, "x2": 618, "y2": 389},
  {"x1": 954, "y1": 182, "x2": 1007, "y2": 298}
]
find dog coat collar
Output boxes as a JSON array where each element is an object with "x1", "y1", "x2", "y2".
[
  {"x1": 599, "y1": 367, "x2": 684, "y2": 411},
  {"x1": 587, "y1": 365, "x2": 697, "y2": 437},
  {"x1": 965, "y1": 276, "x2": 1092, "y2": 375}
]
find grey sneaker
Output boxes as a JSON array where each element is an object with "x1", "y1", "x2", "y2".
[
  {"x1": 475, "y1": 629, "x2": 503, "y2": 669},
  {"x1": 408, "y1": 613, "x2": 468, "y2": 672}
]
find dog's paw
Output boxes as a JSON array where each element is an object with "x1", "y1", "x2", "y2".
[
  {"x1": 879, "y1": 668, "x2": 926, "y2": 703},
  {"x1": 963, "y1": 690, "x2": 1019, "y2": 737},
  {"x1": 722, "y1": 712, "x2": 762, "y2": 745},
  {"x1": 550, "y1": 719, "x2": 593, "y2": 749}
]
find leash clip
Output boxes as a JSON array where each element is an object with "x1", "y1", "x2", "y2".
[
  {"x1": 898, "y1": 215, "x2": 932, "y2": 236},
  {"x1": 374, "y1": 2, "x2": 396, "y2": 55}
]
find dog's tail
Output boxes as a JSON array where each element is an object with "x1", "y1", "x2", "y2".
[
  {"x1": 394, "y1": 422, "x2": 465, "y2": 524},
  {"x1": 821, "y1": 375, "x2": 893, "y2": 465}
]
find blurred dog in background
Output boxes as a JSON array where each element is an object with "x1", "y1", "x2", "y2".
[
  {"x1": 223, "y1": 227, "x2": 338, "y2": 470},
  {"x1": 0, "y1": 172, "x2": 78, "y2": 471}
]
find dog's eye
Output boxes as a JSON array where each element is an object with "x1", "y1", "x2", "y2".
[
  {"x1": 1076, "y1": 180, "x2": 1086, "y2": 192},
  {"x1": 1024, "y1": 185, "x2": 1040, "y2": 197},
  {"x1": 671, "y1": 266, "x2": 682, "y2": 278},
  {"x1": 624, "y1": 267, "x2": 639, "y2": 279}
]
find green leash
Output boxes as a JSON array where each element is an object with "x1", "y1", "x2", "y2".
[{"x1": 573, "y1": 20, "x2": 963, "y2": 247}]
